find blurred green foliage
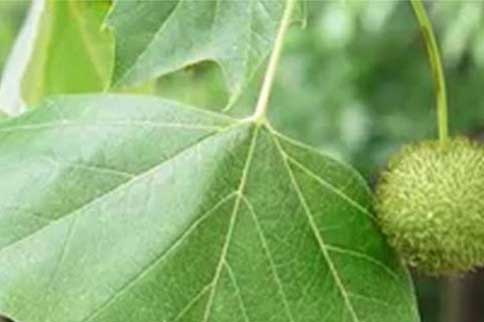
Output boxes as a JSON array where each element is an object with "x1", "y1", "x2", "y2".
[
  {"x1": 1, "y1": 1, "x2": 484, "y2": 322},
  {"x1": 0, "y1": 0, "x2": 28, "y2": 75}
]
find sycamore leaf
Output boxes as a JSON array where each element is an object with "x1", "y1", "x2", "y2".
[
  {"x1": 21, "y1": 0, "x2": 112, "y2": 105},
  {"x1": 106, "y1": 0, "x2": 287, "y2": 104},
  {"x1": 0, "y1": 95, "x2": 419, "y2": 322}
]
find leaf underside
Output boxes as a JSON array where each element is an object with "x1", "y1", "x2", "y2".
[
  {"x1": 0, "y1": 95, "x2": 419, "y2": 322},
  {"x1": 107, "y1": 0, "x2": 285, "y2": 102}
]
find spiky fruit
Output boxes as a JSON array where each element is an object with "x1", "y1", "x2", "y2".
[{"x1": 376, "y1": 137, "x2": 484, "y2": 275}]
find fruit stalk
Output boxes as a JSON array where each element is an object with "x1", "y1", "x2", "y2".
[{"x1": 410, "y1": 0, "x2": 449, "y2": 145}]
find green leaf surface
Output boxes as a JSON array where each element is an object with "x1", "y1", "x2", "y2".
[
  {"x1": 106, "y1": 0, "x2": 286, "y2": 104},
  {"x1": 21, "y1": 0, "x2": 112, "y2": 105},
  {"x1": 0, "y1": 95, "x2": 419, "y2": 322}
]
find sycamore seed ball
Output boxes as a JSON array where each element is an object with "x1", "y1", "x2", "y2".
[{"x1": 376, "y1": 137, "x2": 484, "y2": 275}]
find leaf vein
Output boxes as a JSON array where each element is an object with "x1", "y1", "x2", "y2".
[
  {"x1": 171, "y1": 283, "x2": 213, "y2": 322},
  {"x1": 0, "y1": 125, "x2": 233, "y2": 256},
  {"x1": 269, "y1": 132, "x2": 361, "y2": 322},
  {"x1": 0, "y1": 121, "x2": 224, "y2": 133},
  {"x1": 325, "y1": 244, "x2": 401, "y2": 282},
  {"x1": 287, "y1": 156, "x2": 373, "y2": 219},
  {"x1": 240, "y1": 195, "x2": 297, "y2": 322},
  {"x1": 224, "y1": 261, "x2": 251, "y2": 322},
  {"x1": 202, "y1": 125, "x2": 260, "y2": 322},
  {"x1": 82, "y1": 191, "x2": 238, "y2": 322}
]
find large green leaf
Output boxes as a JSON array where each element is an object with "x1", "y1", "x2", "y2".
[
  {"x1": 21, "y1": 0, "x2": 112, "y2": 105},
  {"x1": 106, "y1": 0, "x2": 286, "y2": 103},
  {"x1": 0, "y1": 95, "x2": 419, "y2": 322}
]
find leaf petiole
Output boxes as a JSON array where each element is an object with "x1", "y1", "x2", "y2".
[{"x1": 252, "y1": 0, "x2": 297, "y2": 123}]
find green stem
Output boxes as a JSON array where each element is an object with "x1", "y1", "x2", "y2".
[
  {"x1": 252, "y1": 0, "x2": 296, "y2": 123},
  {"x1": 410, "y1": 0, "x2": 449, "y2": 145}
]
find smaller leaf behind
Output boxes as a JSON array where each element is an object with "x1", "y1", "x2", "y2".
[{"x1": 106, "y1": 0, "x2": 288, "y2": 106}]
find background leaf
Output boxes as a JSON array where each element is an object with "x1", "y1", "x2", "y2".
[
  {"x1": 0, "y1": 0, "x2": 41, "y2": 116},
  {"x1": 21, "y1": 0, "x2": 113, "y2": 105},
  {"x1": 0, "y1": 1, "x2": 29, "y2": 76},
  {"x1": 0, "y1": 95, "x2": 418, "y2": 322},
  {"x1": 107, "y1": 0, "x2": 288, "y2": 105}
]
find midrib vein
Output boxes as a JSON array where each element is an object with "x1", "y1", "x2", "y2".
[{"x1": 202, "y1": 125, "x2": 260, "y2": 322}]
